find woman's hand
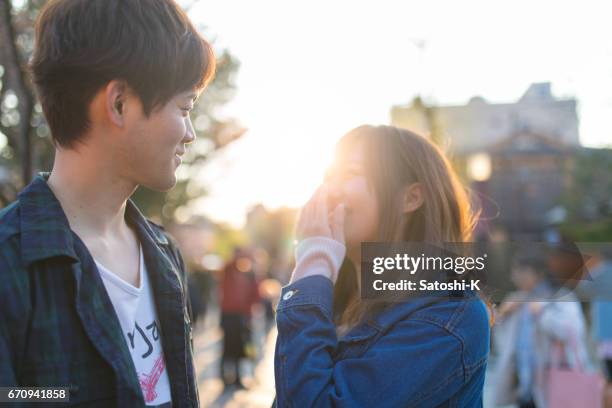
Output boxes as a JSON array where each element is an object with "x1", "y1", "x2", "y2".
[
  {"x1": 295, "y1": 184, "x2": 346, "y2": 246},
  {"x1": 288, "y1": 185, "x2": 347, "y2": 284}
]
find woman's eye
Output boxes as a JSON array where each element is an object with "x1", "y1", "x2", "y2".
[
  {"x1": 181, "y1": 107, "x2": 192, "y2": 116},
  {"x1": 342, "y1": 169, "x2": 360, "y2": 178},
  {"x1": 326, "y1": 169, "x2": 353, "y2": 182},
  {"x1": 325, "y1": 169, "x2": 342, "y2": 182}
]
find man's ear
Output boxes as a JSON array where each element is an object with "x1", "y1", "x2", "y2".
[
  {"x1": 403, "y1": 182, "x2": 424, "y2": 213},
  {"x1": 104, "y1": 80, "x2": 128, "y2": 127}
]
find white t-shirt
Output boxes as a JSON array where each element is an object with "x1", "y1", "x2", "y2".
[{"x1": 95, "y1": 246, "x2": 173, "y2": 407}]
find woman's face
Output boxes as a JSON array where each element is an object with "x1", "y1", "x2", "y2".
[{"x1": 325, "y1": 143, "x2": 379, "y2": 254}]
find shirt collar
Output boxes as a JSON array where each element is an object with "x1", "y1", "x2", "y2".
[
  {"x1": 124, "y1": 198, "x2": 169, "y2": 246},
  {"x1": 19, "y1": 172, "x2": 168, "y2": 267},
  {"x1": 19, "y1": 173, "x2": 79, "y2": 267}
]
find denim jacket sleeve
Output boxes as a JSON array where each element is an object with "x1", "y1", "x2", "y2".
[{"x1": 274, "y1": 275, "x2": 469, "y2": 408}]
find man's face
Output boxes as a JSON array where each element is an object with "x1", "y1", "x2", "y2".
[{"x1": 120, "y1": 90, "x2": 197, "y2": 191}]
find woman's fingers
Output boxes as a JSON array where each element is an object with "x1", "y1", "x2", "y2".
[
  {"x1": 315, "y1": 185, "x2": 329, "y2": 226},
  {"x1": 294, "y1": 207, "x2": 306, "y2": 241},
  {"x1": 295, "y1": 184, "x2": 345, "y2": 247},
  {"x1": 331, "y1": 204, "x2": 346, "y2": 244},
  {"x1": 313, "y1": 185, "x2": 331, "y2": 237},
  {"x1": 295, "y1": 188, "x2": 315, "y2": 240},
  {"x1": 296, "y1": 185, "x2": 330, "y2": 240}
]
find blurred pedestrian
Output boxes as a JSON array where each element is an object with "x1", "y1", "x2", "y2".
[
  {"x1": 258, "y1": 278, "x2": 282, "y2": 331},
  {"x1": 219, "y1": 248, "x2": 261, "y2": 389},
  {"x1": 187, "y1": 266, "x2": 214, "y2": 328},
  {"x1": 575, "y1": 246, "x2": 612, "y2": 407},
  {"x1": 494, "y1": 252, "x2": 593, "y2": 407}
]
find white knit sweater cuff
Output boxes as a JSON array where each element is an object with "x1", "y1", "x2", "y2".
[{"x1": 289, "y1": 237, "x2": 346, "y2": 284}]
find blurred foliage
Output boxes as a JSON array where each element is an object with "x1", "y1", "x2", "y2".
[
  {"x1": 211, "y1": 222, "x2": 249, "y2": 261},
  {"x1": 0, "y1": 0, "x2": 243, "y2": 226},
  {"x1": 0, "y1": 0, "x2": 49, "y2": 201},
  {"x1": 561, "y1": 148, "x2": 612, "y2": 222},
  {"x1": 560, "y1": 218, "x2": 612, "y2": 242},
  {"x1": 245, "y1": 205, "x2": 297, "y2": 260},
  {"x1": 558, "y1": 147, "x2": 612, "y2": 241},
  {"x1": 244, "y1": 204, "x2": 298, "y2": 280}
]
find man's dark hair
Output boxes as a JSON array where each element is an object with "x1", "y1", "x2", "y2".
[{"x1": 30, "y1": 0, "x2": 215, "y2": 147}]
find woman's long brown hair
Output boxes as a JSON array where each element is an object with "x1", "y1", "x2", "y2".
[{"x1": 332, "y1": 125, "x2": 487, "y2": 329}]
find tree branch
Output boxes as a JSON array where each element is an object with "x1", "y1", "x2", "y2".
[{"x1": 0, "y1": 0, "x2": 35, "y2": 184}]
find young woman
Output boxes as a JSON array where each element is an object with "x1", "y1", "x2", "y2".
[{"x1": 273, "y1": 125, "x2": 491, "y2": 407}]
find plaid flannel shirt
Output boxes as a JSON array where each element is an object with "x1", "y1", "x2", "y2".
[{"x1": 0, "y1": 174, "x2": 198, "y2": 407}]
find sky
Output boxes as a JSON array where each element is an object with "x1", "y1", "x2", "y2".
[{"x1": 185, "y1": 0, "x2": 612, "y2": 227}]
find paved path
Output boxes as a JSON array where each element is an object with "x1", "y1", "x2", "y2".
[{"x1": 194, "y1": 308, "x2": 276, "y2": 407}]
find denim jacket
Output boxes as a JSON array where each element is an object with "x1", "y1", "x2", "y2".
[{"x1": 274, "y1": 275, "x2": 490, "y2": 407}]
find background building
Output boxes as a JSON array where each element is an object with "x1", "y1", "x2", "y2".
[
  {"x1": 391, "y1": 82, "x2": 580, "y2": 153},
  {"x1": 391, "y1": 83, "x2": 612, "y2": 240}
]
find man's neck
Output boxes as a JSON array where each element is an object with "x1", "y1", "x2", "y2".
[{"x1": 47, "y1": 148, "x2": 138, "y2": 241}]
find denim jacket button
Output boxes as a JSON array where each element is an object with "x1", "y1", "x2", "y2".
[{"x1": 283, "y1": 290, "x2": 295, "y2": 300}]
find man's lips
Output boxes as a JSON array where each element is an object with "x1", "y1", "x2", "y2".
[{"x1": 175, "y1": 149, "x2": 185, "y2": 164}]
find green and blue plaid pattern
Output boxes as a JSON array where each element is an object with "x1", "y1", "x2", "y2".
[{"x1": 0, "y1": 174, "x2": 198, "y2": 407}]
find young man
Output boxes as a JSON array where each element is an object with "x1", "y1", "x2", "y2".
[{"x1": 0, "y1": 0, "x2": 215, "y2": 406}]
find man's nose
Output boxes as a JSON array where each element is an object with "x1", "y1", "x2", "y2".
[{"x1": 183, "y1": 117, "x2": 196, "y2": 144}]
